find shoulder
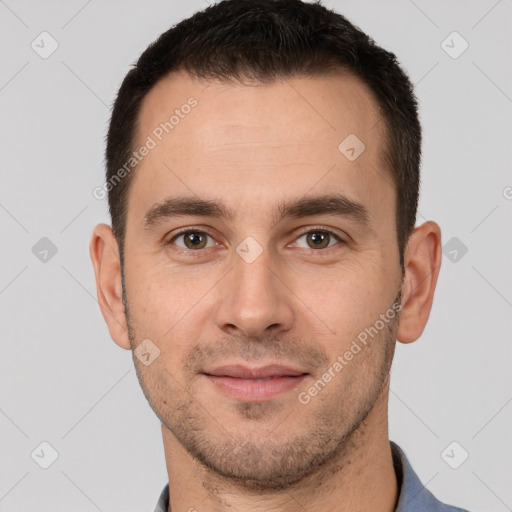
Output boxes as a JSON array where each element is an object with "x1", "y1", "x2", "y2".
[{"x1": 391, "y1": 441, "x2": 470, "y2": 512}]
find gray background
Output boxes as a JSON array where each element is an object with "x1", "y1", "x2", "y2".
[{"x1": 1, "y1": 0, "x2": 511, "y2": 510}]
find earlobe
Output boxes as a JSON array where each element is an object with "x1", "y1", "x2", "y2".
[
  {"x1": 396, "y1": 221, "x2": 442, "y2": 344},
  {"x1": 89, "y1": 224, "x2": 131, "y2": 350}
]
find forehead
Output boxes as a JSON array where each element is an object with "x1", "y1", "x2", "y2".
[
  {"x1": 137, "y1": 68, "x2": 385, "y2": 147},
  {"x1": 129, "y1": 69, "x2": 393, "y2": 227}
]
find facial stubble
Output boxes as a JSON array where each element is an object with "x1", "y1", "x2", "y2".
[{"x1": 122, "y1": 265, "x2": 401, "y2": 491}]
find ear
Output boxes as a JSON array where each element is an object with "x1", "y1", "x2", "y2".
[
  {"x1": 89, "y1": 224, "x2": 131, "y2": 350},
  {"x1": 396, "y1": 221, "x2": 442, "y2": 344}
]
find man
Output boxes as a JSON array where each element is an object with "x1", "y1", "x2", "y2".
[{"x1": 89, "y1": 0, "x2": 469, "y2": 510}]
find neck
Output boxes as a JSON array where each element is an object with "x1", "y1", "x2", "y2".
[{"x1": 162, "y1": 381, "x2": 398, "y2": 512}]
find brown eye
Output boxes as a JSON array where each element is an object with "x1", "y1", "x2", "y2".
[
  {"x1": 306, "y1": 232, "x2": 330, "y2": 249},
  {"x1": 294, "y1": 230, "x2": 341, "y2": 250},
  {"x1": 171, "y1": 231, "x2": 214, "y2": 250},
  {"x1": 296, "y1": 229, "x2": 342, "y2": 249}
]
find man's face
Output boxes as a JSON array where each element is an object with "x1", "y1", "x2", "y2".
[{"x1": 122, "y1": 70, "x2": 403, "y2": 488}]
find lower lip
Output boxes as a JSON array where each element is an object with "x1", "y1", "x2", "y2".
[{"x1": 205, "y1": 374, "x2": 308, "y2": 401}]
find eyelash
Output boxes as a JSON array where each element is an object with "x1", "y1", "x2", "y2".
[{"x1": 166, "y1": 227, "x2": 345, "y2": 255}]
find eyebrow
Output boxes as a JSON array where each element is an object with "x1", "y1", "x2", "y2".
[{"x1": 143, "y1": 194, "x2": 371, "y2": 230}]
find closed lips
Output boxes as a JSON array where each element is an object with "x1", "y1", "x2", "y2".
[{"x1": 203, "y1": 364, "x2": 308, "y2": 379}]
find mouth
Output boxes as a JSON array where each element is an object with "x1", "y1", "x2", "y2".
[{"x1": 203, "y1": 364, "x2": 309, "y2": 401}]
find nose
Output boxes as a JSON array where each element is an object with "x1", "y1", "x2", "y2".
[{"x1": 213, "y1": 246, "x2": 294, "y2": 339}]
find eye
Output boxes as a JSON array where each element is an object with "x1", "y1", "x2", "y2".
[
  {"x1": 166, "y1": 228, "x2": 344, "y2": 253},
  {"x1": 169, "y1": 230, "x2": 216, "y2": 250},
  {"x1": 293, "y1": 230, "x2": 342, "y2": 250}
]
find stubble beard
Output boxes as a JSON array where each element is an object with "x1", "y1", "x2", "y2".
[{"x1": 123, "y1": 279, "x2": 400, "y2": 491}]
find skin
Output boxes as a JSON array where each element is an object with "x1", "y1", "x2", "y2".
[{"x1": 90, "y1": 69, "x2": 442, "y2": 512}]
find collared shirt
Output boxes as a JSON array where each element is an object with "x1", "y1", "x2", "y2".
[{"x1": 153, "y1": 441, "x2": 469, "y2": 511}]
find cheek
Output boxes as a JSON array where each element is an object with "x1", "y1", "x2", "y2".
[
  {"x1": 124, "y1": 262, "x2": 214, "y2": 351},
  {"x1": 125, "y1": 260, "x2": 173, "y2": 313},
  {"x1": 290, "y1": 261, "x2": 392, "y2": 346}
]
